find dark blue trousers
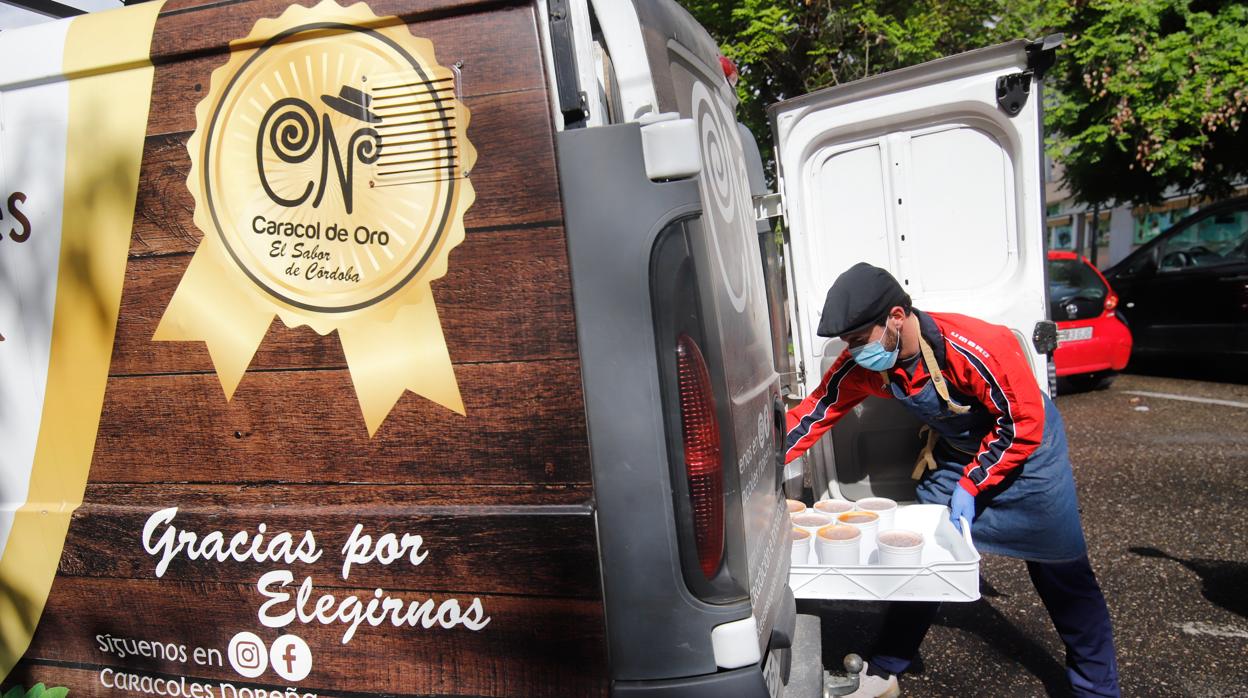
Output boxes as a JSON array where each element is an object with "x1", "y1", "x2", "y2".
[{"x1": 870, "y1": 555, "x2": 1120, "y2": 697}]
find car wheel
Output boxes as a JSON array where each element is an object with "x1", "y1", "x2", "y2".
[
  {"x1": 1091, "y1": 372, "x2": 1116, "y2": 391},
  {"x1": 1058, "y1": 372, "x2": 1116, "y2": 394}
]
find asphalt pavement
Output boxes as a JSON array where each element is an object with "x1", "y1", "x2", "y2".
[{"x1": 799, "y1": 372, "x2": 1248, "y2": 697}]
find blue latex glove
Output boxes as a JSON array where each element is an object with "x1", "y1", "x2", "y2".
[{"x1": 951, "y1": 487, "x2": 975, "y2": 533}]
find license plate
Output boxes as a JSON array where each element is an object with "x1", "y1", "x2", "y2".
[
  {"x1": 1057, "y1": 326, "x2": 1093, "y2": 343},
  {"x1": 762, "y1": 649, "x2": 784, "y2": 698}
]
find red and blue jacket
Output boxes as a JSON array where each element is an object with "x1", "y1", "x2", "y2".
[{"x1": 784, "y1": 310, "x2": 1046, "y2": 496}]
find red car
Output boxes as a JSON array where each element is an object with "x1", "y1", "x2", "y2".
[{"x1": 1048, "y1": 250, "x2": 1133, "y2": 391}]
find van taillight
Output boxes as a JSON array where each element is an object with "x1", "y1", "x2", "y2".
[
  {"x1": 718, "y1": 55, "x2": 739, "y2": 87},
  {"x1": 1104, "y1": 293, "x2": 1119, "y2": 312},
  {"x1": 676, "y1": 333, "x2": 724, "y2": 579}
]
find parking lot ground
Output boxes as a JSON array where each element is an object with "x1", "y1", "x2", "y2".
[{"x1": 799, "y1": 373, "x2": 1248, "y2": 697}]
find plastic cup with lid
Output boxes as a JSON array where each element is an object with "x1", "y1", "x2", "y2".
[
  {"x1": 855, "y1": 497, "x2": 898, "y2": 530},
  {"x1": 813, "y1": 499, "x2": 855, "y2": 517},
  {"x1": 815, "y1": 524, "x2": 861, "y2": 565},
  {"x1": 877, "y1": 528, "x2": 925, "y2": 566},
  {"x1": 836, "y1": 510, "x2": 880, "y2": 555},
  {"x1": 791, "y1": 527, "x2": 812, "y2": 565}
]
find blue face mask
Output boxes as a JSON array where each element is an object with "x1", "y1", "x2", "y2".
[{"x1": 848, "y1": 323, "x2": 899, "y2": 371}]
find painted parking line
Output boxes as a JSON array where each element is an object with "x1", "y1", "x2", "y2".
[
  {"x1": 1123, "y1": 390, "x2": 1248, "y2": 409},
  {"x1": 1175, "y1": 621, "x2": 1248, "y2": 639}
]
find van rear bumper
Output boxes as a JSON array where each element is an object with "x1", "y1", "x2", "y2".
[
  {"x1": 611, "y1": 664, "x2": 770, "y2": 698},
  {"x1": 610, "y1": 609, "x2": 824, "y2": 698}
]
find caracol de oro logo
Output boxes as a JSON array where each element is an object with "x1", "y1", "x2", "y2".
[{"x1": 156, "y1": 0, "x2": 476, "y2": 435}]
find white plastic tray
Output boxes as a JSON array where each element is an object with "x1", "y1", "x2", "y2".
[{"x1": 789, "y1": 504, "x2": 981, "y2": 602}]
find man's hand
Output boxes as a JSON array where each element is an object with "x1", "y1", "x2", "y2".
[{"x1": 951, "y1": 487, "x2": 975, "y2": 533}]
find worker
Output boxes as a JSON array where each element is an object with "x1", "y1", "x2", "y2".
[{"x1": 785, "y1": 263, "x2": 1119, "y2": 698}]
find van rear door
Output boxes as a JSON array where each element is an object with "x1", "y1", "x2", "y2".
[
  {"x1": 629, "y1": 0, "x2": 791, "y2": 669},
  {"x1": 769, "y1": 39, "x2": 1057, "y2": 501}
]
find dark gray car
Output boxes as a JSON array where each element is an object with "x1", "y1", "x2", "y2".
[{"x1": 1104, "y1": 197, "x2": 1248, "y2": 369}]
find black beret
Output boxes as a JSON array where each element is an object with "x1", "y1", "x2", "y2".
[{"x1": 816, "y1": 263, "x2": 911, "y2": 338}]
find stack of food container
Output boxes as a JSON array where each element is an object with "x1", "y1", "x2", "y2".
[
  {"x1": 787, "y1": 497, "x2": 921, "y2": 567},
  {"x1": 785, "y1": 498, "x2": 982, "y2": 602}
]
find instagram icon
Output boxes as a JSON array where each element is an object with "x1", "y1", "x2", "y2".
[{"x1": 228, "y1": 631, "x2": 268, "y2": 678}]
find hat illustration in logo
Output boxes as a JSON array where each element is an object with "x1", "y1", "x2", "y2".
[{"x1": 321, "y1": 85, "x2": 383, "y2": 123}]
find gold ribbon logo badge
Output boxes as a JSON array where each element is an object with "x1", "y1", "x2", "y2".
[{"x1": 156, "y1": 0, "x2": 476, "y2": 435}]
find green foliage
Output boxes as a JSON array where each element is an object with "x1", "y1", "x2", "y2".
[
  {"x1": 1044, "y1": 0, "x2": 1248, "y2": 205},
  {"x1": 678, "y1": 0, "x2": 1248, "y2": 207},
  {"x1": 680, "y1": 0, "x2": 1009, "y2": 167},
  {"x1": 1, "y1": 685, "x2": 69, "y2": 698}
]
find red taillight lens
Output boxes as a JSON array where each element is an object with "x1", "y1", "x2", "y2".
[
  {"x1": 718, "y1": 55, "x2": 739, "y2": 88},
  {"x1": 676, "y1": 334, "x2": 724, "y2": 580},
  {"x1": 1104, "y1": 294, "x2": 1119, "y2": 312}
]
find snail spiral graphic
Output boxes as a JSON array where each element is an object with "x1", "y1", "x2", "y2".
[
  {"x1": 257, "y1": 97, "x2": 321, "y2": 207},
  {"x1": 693, "y1": 82, "x2": 754, "y2": 312},
  {"x1": 703, "y1": 122, "x2": 736, "y2": 225},
  {"x1": 350, "y1": 127, "x2": 382, "y2": 165},
  {"x1": 265, "y1": 97, "x2": 320, "y2": 164}
]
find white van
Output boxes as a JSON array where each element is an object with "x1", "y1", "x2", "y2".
[{"x1": 0, "y1": 1, "x2": 1054, "y2": 696}]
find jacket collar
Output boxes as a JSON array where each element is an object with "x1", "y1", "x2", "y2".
[{"x1": 913, "y1": 308, "x2": 947, "y2": 369}]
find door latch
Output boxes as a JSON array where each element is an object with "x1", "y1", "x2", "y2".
[{"x1": 1032, "y1": 320, "x2": 1058, "y2": 354}]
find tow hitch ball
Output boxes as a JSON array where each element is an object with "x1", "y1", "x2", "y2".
[{"x1": 824, "y1": 654, "x2": 863, "y2": 697}]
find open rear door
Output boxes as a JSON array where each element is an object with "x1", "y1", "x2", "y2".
[{"x1": 771, "y1": 39, "x2": 1058, "y2": 501}]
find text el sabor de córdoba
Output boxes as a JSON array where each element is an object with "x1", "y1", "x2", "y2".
[{"x1": 142, "y1": 507, "x2": 491, "y2": 643}]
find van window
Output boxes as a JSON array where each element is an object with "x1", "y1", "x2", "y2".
[
  {"x1": 797, "y1": 122, "x2": 1021, "y2": 322},
  {"x1": 909, "y1": 126, "x2": 1012, "y2": 292},
  {"x1": 815, "y1": 144, "x2": 891, "y2": 265}
]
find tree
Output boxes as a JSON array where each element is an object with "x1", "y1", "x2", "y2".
[
  {"x1": 681, "y1": 0, "x2": 1248, "y2": 208},
  {"x1": 1039, "y1": 0, "x2": 1248, "y2": 206},
  {"x1": 680, "y1": 0, "x2": 1002, "y2": 165}
]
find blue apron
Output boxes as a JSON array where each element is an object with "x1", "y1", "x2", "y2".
[{"x1": 893, "y1": 375, "x2": 1088, "y2": 562}]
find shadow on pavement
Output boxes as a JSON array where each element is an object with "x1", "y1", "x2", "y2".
[
  {"x1": 938, "y1": 596, "x2": 1070, "y2": 697},
  {"x1": 802, "y1": 592, "x2": 1070, "y2": 697},
  {"x1": 1130, "y1": 547, "x2": 1248, "y2": 618}
]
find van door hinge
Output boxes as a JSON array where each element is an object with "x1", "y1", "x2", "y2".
[
  {"x1": 1026, "y1": 33, "x2": 1062, "y2": 77},
  {"x1": 998, "y1": 34, "x2": 1062, "y2": 117},
  {"x1": 754, "y1": 192, "x2": 783, "y2": 221},
  {"x1": 995, "y1": 72, "x2": 1031, "y2": 117},
  {"x1": 782, "y1": 362, "x2": 806, "y2": 404}
]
